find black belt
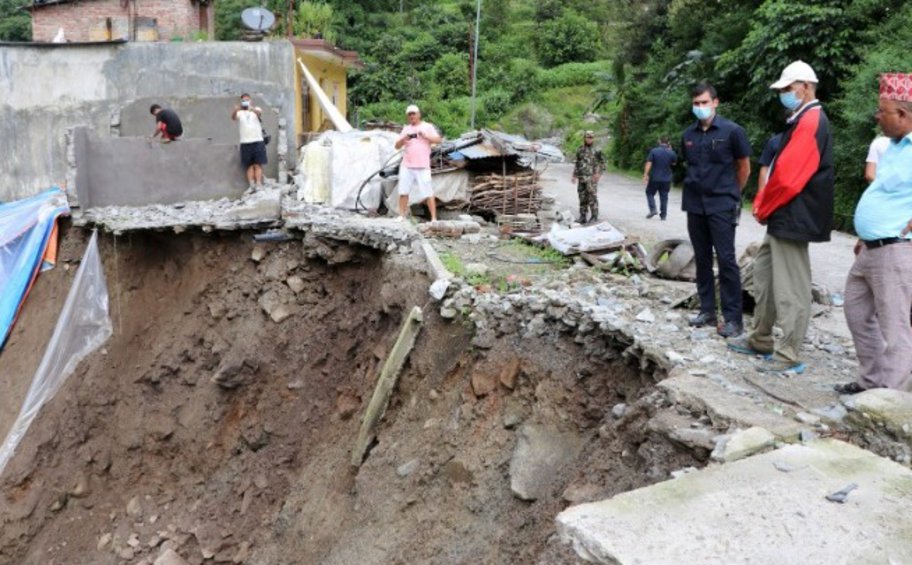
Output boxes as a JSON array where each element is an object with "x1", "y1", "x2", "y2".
[{"x1": 863, "y1": 237, "x2": 910, "y2": 249}]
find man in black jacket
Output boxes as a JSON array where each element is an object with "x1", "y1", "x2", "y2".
[
  {"x1": 728, "y1": 61, "x2": 834, "y2": 373},
  {"x1": 680, "y1": 83, "x2": 752, "y2": 338}
]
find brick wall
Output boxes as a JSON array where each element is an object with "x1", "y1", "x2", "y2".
[{"x1": 31, "y1": 0, "x2": 203, "y2": 42}]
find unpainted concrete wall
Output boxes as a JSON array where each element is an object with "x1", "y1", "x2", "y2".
[
  {"x1": 74, "y1": 127, "x2": 248, "y2": 209},
  {"x1": 0, "y1": 41, "x2": 296, "y2": 203}
]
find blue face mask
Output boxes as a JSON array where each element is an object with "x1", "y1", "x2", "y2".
[
  {"x1": 692, "y1": 106, "x2": 713, "y2": 121},
  {"x1": 779, "y1": 91, "x2": 802, "y2": 110}
]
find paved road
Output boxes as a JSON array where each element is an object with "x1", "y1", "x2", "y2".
[{"x1": 539, "y1": 163, "x2": 857, "y2": 294}]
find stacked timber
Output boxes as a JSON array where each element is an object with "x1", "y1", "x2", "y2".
[{"x1": 465, "y1": 172, "x2": 542, "y2": 216}]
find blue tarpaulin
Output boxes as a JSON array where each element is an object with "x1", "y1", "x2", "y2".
[{"x1": 0, "y1": 188, "x2": 70, "y2": 349}]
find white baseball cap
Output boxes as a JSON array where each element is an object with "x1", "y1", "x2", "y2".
[
  {"x1": 769, "y1": 60, "x2": 819, "y2": 89},
  {"x1": 406, "y1": 104, "x2": 420, "y2": 114}
]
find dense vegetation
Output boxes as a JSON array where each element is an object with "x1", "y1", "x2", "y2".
[
  {"x1": 2, "y1": 0, "x2": 908, "y2": 226},
  {"x1": 0, "y1": 0, "x2": 30, "y2": 42}
]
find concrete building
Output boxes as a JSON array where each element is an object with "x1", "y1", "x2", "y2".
[
  {"x1": 291, "y1": 39, "x2": 362, "y2": 142},
  {"x1": 27, "y1": 0, "x2": 214, "y2": 43}
]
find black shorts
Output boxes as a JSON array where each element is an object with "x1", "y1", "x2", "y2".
[{"x1": 240, "y1": 141, "x2": 267, "y2": 167}]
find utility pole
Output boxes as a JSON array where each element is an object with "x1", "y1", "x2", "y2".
[{"x1": 469, "y1": 0, "x2": 481, "y2": 130}]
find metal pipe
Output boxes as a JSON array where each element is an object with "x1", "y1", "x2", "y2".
[{"x1": 469, "y1": 0, "x2": 481, "y2": 130}]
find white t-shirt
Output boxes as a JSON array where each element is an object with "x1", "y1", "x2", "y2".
[
  {"x1": 237, "y1": 109, "x2": 264, "y2": 144},
  {"x1": 866, "y1": 136, "x2": 891, "y2": 164}
]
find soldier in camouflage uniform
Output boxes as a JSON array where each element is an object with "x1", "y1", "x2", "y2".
[{"x1": 572, "y1": 131, "x2": 605, "y2": 224}]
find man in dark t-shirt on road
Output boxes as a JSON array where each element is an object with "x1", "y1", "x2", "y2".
[
  {"x1": 642, "y1": 136, "x2": 677, "y2": 220},
  {"x1": 150, "y1": 104, "x2": 183, "y2": 142}
]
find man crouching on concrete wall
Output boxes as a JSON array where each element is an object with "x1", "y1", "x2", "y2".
[{"x1": 231, "y1": 93, "x2": 267, "y2": 190}]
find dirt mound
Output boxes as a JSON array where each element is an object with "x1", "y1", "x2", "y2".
[{"x1": 0, "y1": 229, "x2": 702, "y2": 564}]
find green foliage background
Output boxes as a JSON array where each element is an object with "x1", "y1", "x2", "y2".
[{"x1": 0, "y1": 0, "x2": 30, "y2": 41}]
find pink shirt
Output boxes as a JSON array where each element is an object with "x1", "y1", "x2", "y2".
[{"x1": 400, "y1": 122, "x2": 437, "y2": 169}]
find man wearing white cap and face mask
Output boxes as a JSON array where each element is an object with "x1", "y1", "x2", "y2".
[
  {"x1": 728, "y1": 61, "x2": 835, "y2": 374},
  {"x1": 394, "y1": 104, "x2": 442, "y2": 221}
]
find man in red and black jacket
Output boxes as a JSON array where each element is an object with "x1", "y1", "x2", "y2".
[{"x1": 728, "y1": 60, "x2": 834, "y2": 373}]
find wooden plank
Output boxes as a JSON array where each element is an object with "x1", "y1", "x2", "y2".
[{"x1": 351, "y1": 306, "x2": 424, "y2": 467}]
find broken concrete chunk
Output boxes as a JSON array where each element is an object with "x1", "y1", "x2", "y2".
[
  {"x1": 510, "y1": 424, "x2": 583, "y2": 501},
  {"x1": 635, "y1": 308, "x2": 655, "y2": 323},
  {"x1": 429, "y1": 278, "x2": 451, "y2": 301},
  {"x1": 126, "y1": 496, "x2": 143, "y2": 518},
  {"x1": 250, "y1": 246, "x2": 267, "y2": 263},
  {"x1": 153, "y1": 548, "x2": 189, "y2": 565},
  {"x1": 711, "y1": 426, "x2": 776, "y2": 462},
  {"x1": 471, "y1": 371, "x2": 497, "y2": 397},
  {"x1": 286, "y1": 275, "x2": 306, "y2": 294},
  {"x1": 499, "y1": 358, "x2": 522, "y2": 390},
  {"x1": 557, "y1": 440, "x2": 912, "y2": 564},
  {"x1": 397, "y1": 459, "x2": 420, "y2": 478},
  {"x1": 847, "y1": 389, "x2": 912, "y2": 442}
]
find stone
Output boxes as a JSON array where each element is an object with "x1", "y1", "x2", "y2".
[
  {"x1": 268, "y1": 304, "x2": 292, "y2": 324},
  {"x1": 471, "y1": 371, "x2": 498, "y2": 397},
  {"x1": 212, "y1": 351, "x2": 259, "y2": 389},
  {"x1": 154, "y1": 548, "x2": 189, "y2": 565},
  {"x1": 440, "y1": 307, "x2": 458, "y2": 319},
  {"x1": 97, "y1": 533, "x2": 112, "y2": 551},
  {"x1": 429, "y1": 279, "x2": 451, "y2": 301},
  {"x1": 70, "y1": 474, "x2": 91, "y2": 498},
  {"x1": 848, "y1": 389, "x2": 912, "y2": 442},
  {"x1": 557, "y1": 440, "x2": 912, "y2": 565},
  {"x1": 397, "y1": 459, "x2": 420, "y2": 478},
  {"x1": 127, "y1": 533, "x2": 141, "y2": 548},
  {"x1": 562, "y1": 483, "x2": 603, "y2": 504},
  {"x1": 795, "y1": 412, "x2": 821, "y2": 426},
  {"x1": 257, "y1": 289, "x2": 292, "y2": 323},
  {"x1": 208, "y1": 301, "x2": 226, "y2": 320},
  {"x1": 611, "y1": 403, "x2": 627, "y2": 419},
  {"x1": 126, "y1": 496, "x2": 143, "y2": 518},
  {"x1": 286, "y1": 276, "x2": 306, "y2": 294},
  {"x1": 335, "y1": 392, "x2": 360, "y2": 420},
  {"x1": 510, "y1": 424, "x2": 583, "y2": 501},
  {"x1": 250, "y1": 246, "x2": 267, "y2": 263},
  {"x1": 471, "y1": 328, "x2": 496, "y2": 349},
  {"x1": 635, "y1": 308, "x2": 655, "y2": 323},
  {"x1": 499, "y1": 358, "x2": 522, "y2": 390},
  {"x1": 665, "y1": 350, "x2": 685, "y2": 364},
  {"x1": 464, "y1": 262, "x2": 490, "y2": 278},
  {"x1": 711, "y1": 427, "x2": 776, "y2": 462},
  {"x1": 118, "y1": 547, "x2": 135, "y2": 560}
]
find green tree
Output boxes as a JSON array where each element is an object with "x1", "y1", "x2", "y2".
[
  {"x1": 295, "y1": 1, "x2": 335, "y2": 41},
  {"x1": 0, "y1": 0, "x2": 32, "y2": 41},
  {"x1": 536, "y1": 10, "x2": 601, "y2": 67}
]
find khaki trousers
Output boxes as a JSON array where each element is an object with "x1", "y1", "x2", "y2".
[
  {"x1": 748, "y1": 234, "x2": 812, "y2": 363},
  {"x1": 844, "y1": 242, "x2": 912, "y2": 391}
]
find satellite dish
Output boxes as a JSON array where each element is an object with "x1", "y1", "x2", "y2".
[{"x1": 241, "y1": 7, "x2": 276, "y2": 33}]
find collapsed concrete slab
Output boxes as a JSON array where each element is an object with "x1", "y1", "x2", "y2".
[
  {"x1": 846, "y1": 388, "x2": 912, "y2": 447},
  {"x1": 556, "y1": 439, "x2": 912, "y2": 564}
]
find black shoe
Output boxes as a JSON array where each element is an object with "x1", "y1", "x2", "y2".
[
  {"x1": 688, "y1": 312, "x2": 717, "y2": 327},
  {"x1": 646, "y1": 212, "x2": 657, "y2": 219},
  {"x1": 660, "y1": 216, "x2": 667, "y2": 221},
  {"x1": 589, "y1": 216, "x2": 599, "y2": 224},
  {"x1": 834, "y1": 382, "x2": 865, "y2": 395},
  {"x1": 577, "y1": 217, "x2": 587, "y2": 224},
  {"x1": 717, "y1": 321, "x2": 743, "y2": 338}
]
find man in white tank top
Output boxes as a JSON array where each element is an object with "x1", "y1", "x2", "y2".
[{"x1": 231, "y1": 93, "x2": 267, "y2": 189}]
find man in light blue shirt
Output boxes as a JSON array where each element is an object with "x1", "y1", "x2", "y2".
[{"x1": 837, "y1": 72, "x2": 912, "y2": 394}]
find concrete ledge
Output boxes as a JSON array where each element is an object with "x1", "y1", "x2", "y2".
[
  {"x1": 557, "y1": 439, "x2": 912, "y2": 564},
  {"x1": 659, "y1": 372, "x2": 803, "y2": 440},
  {"x1": 75, "y1": 127, "x2": 249, "y2": 208},
  {"x1": 846, "y1": 389, "x2": 912, "y2": 445}
]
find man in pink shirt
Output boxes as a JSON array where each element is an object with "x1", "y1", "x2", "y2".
[{"x1": 394, "y1": 104, "x2": 442, "y2": 221}]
